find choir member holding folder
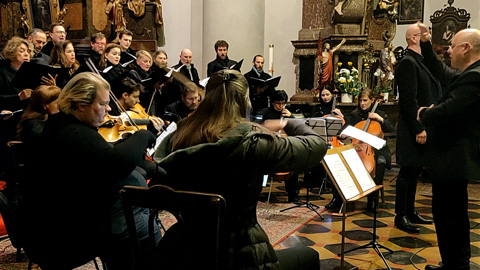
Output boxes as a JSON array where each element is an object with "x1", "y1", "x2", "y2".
[
  {"x1": 48, "y1": 40, "x2": 88, "y2": 87},
  {"x1": 98, "y1": 43, "x2": 127, "y2": 84}
]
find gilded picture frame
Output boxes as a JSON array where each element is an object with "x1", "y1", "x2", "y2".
[
  {"x1": 398, "y1": 0, "x2": 424, "y2": 24},
  {"x1": 22, "y1": 0, "x2": 61, "y2": 33}
]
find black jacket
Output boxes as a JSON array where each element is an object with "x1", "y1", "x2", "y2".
[
  {"x1": 419, "y1": 41, "x2": 480, "y2": 181},
  {"x1": 173, "y1": 61, "x2": 200, "y2": 86},
  {"x1": 395, "y1": 48, "x2": 442, "y2": 167},
  {"x1": 207, "y1": 56, "x2": 237, "y2": 77},
  {"x1": 244, "y1": 68, "x2": 273, "y2": 116}
]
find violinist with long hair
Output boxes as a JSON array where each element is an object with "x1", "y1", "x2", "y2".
[
  {"x1": 153, "y1": 69, "x2": 326, "y2": 269},
  {"x1": 20, "y1": 72, "x2": 161, "y2": 270}
]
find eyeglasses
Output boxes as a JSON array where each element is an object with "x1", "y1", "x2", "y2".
[
  {"x1": 54, "y1": 31, "x2": 67, "y2": 35},
  {"x1": 94, "y1": 42, "x2": 106, "y2": 46},
  {"x1": 273, "y1": 101, "x2": 286, "y2": 106},
  {"x1": 409, "y1": 33, "x2": 422, "y2": 39},
  {"x1": 449, "y1": 42, "x2": 466, "y2": 50}
]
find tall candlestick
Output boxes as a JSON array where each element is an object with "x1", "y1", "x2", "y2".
[{"x1": 268, "y1": 44, "x2": 274, "y2": 76}]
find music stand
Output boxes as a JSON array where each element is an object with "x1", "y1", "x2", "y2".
[
  {"x1": 279, "y1": 118, "x2": 335, "y2": 220},
  {"x1": 340, "y1": 199, "x2": 393, "y2": 270}
]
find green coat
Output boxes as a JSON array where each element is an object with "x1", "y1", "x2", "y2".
[{"x1": 153, "y1": 121, "x2": 327, "y2": 269}]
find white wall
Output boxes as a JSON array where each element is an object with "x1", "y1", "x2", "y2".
[
  {"x1": 160, "y1": 0, "x2": 301, "y2": 98},
  {"x1": 265, "y1": 0, "x2": 302, "y2": 98},
  {"x1": 392, "y1": 0, "x2": 479, "y2": 49},
  {"x1": 161, "y1": 0, "x2": 478, "y2": 98}
]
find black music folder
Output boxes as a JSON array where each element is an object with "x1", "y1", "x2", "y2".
[
  {"x1": 120, "y1": 51, "x2": 137, "y2": 66},
  {"x1": 140, "y1": 69, "x2": 171, "y2": 89},
  {"x1": 250, "y1": 76, "x2": 281, "y2": 89},
  {"x1": 10, "y1": 61, "x2": 71, "y2": 90},
  {"x1": 212, "y1": 58, "x2": 244, "y2": 73}
]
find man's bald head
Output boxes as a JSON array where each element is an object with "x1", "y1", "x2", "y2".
[
  {"x1": 405, "y1": 24, "x2": 421, "y2": 44},
  {"x1": 180, "y1": 48, "x2": 193, "y2": 66},
  {"x1": 455, "y1": 29, "x2": 480, "y2": 54},
  {"x1": 448, "y1": 28, "x2": 480, "y2": 71}
]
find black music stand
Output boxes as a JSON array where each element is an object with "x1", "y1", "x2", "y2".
[
  {"x1": 280, "y1": 181, "x2": 324, "y2": 220},
  {"x1": 340, "y1": 199, "x2": 393, "y2": 270}
]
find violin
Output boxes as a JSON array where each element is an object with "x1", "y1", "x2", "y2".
[
  {"x1": 98, "y1": 114, "x2": 135, "y2": 143},
  {"x1": 323, "y1": 93, "x2": 345, "y2": 148},
  {"x1": 351, "y1": 100, "x2": 384, "y2": 177},
  {"x1": 125, "y1": 103, "x2": 151, "y2": 129},
  {"x1": 84, "y1": 57, "x2": 146, "y2": 143}
]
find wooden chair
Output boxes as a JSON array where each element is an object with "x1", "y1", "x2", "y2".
[
  {"x1": 6, "y1": 141, "x2": 105, "y2": 270},
  {"x1": 120, "y1": 184, "x2": 227, "y2": 270}
]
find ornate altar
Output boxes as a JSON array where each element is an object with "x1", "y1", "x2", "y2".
[{"x1": 291, "y1": 0, "x2": 399, "y2": 104}]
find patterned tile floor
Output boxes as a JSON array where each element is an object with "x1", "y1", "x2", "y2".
[{"x1": 260, "y1": 165, "x2": 480, "y2": 270}]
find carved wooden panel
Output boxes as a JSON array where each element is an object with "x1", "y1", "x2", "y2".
[
  {"x1": 92, "y1": 0, "x2": 108, "y2": 32},
  {"x1": 123, "y1": 2, "x2": 157, "y2": 41},
  {"x1": 64, "y1": 3, "x2": 83, "y2": 30}
]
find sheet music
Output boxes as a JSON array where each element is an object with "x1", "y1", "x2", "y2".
[
  {"x1": 146, "y1": 122, "x2": 177, "y2": 157},
  {"x1": 341, "y1": 148, "x2": 376, "y2": 192},
  {"x1": 323, "y1": 154, "x2": 359, "y2": 200},
  {"x1": 340, "y1": 125, "x2": 386, "y2": 150}
]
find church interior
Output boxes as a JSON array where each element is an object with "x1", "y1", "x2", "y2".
[{"x1": 1, "y1": 0, "x2": 480, "y2": 269}]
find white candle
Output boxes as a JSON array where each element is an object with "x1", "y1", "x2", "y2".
[{"x1": 268, "y1": 44, "x2": 274, "y2": 76}]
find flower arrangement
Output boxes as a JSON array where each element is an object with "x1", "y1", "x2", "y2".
[
  {"x1": 373, "y1": 68, "x2": 394, "y2": 94},
  {"x1": 334, "y1": 62, "x2": 365, "y2": 97}
]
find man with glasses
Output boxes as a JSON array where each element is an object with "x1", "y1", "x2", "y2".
[
  {"x1": 417, "y1": 25, "x2": 480, "y2": 270},
  {"x1": 88, "y1": 32, "x2": 107, "y2": 67},
  {"x1": 27, "y1": 28, "x2": 49, "y2": 65},
  {"x1": 394, "y1": 22, "x2": 441, "y2": 233},
  {"x1": 244, "y1": 55, "x2": 274, "y2": 117},
  {"x1": 41, "y1": 23, "x2": 66, "y2": 56}
]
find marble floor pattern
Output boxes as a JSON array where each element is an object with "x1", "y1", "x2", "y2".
[{"x1": 260, "y1": 165, "x2": 480, "y2": 270}]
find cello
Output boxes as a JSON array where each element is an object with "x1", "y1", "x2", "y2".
[{"x1": 351, "y1": 99, "x2": 384, "y2": 177}]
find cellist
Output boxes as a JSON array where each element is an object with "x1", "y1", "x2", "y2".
[
  {"x1": 310, "y1": 84, "x2": 344, "y2": 119},
  {"x1": 332, "y1": 88, "x2": 395, "y2": 212}
]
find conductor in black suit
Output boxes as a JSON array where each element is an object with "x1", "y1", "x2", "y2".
[
  {"x1": 417, "y1": 25, "x2": 480, "y2": 270},
  {"x1": 207, "y1": 40, "x2": 237, "y2": 77},
  {"x1": 244, "y1": 55, "x2": 273, "y2": 117},
  {"x1": 394, "y1": 23, "x2": 440, "y2": 233}
]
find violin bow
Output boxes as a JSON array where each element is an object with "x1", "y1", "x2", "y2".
[{"x1": 85, "y1": 58, "x2": 140, "y2": 130}]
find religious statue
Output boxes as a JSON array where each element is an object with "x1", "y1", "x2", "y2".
[
  {"x1": 105, "y1": 0, "x2": 165, "y2": 46},
  {"x1": 317, "y1": 38, "x2": 347, "y2": 91},
  {"x1": 105, "y1": 0, "x2": 127, "y2": 41},
  {"x1": 378, "y1": 41, "x2": 396, "y2": 90},
  {"x1": 333, "y1": 0, "x2": 350, "y2": 16}
]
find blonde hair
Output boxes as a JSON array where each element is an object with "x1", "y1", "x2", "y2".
[
  {"x1": 2, "y1": 36, "x2": 34, "y2": 61},
  {"x1": 57, "y1": 72, "x2": 110, "y2": 115},
  {"x1": 170, "y1": 69, "x2": 250, "y2": 151},
  {"x1": 136, "y1": 50, "x2": 152, "y2": 62}
]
